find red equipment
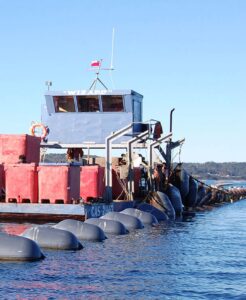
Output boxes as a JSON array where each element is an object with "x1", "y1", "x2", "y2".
[
  {"x1": 5, "y1": 163, "x2": 38, "y2": 203},
  {"x1": 0, "y1": 134, "x2": 40, "y2": 164},
  {"x1": 38, "y1": 164, "x2": 80, "y2": 204},
  {"x1": 80, "y1": 166, "x2": 105, "y2": 201}
]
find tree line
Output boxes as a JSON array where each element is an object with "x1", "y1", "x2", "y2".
[{"x1": 181, "y1": 162, "x2": 246, "y2": 180}]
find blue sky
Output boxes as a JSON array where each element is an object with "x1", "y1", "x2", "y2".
[{"x1": 0, "y1": 0, "x2": 245, "y2": 162}]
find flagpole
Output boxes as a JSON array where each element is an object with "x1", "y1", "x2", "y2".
[
  {"x1": 94, "y1": 59, "x2": 103, "y2": 90},
  {"x1": 89, "y1": 59, "x2": 108, "y2": 91}
]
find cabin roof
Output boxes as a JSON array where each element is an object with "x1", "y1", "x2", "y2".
[{"x1": 45, "y1": 89, "x2": 143, "y2": 97}]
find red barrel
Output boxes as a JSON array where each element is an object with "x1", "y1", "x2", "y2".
[
  {"x1": 80, "y1": 166, "x2": 105, "y2": 201},
  {"x1": 38, "y1": 164, "x2": 80, "y2": 204},
  {"x1": 5, "y1": 163, "x2": 38, "y2": 203},
  {"x1": 0, "y1": 134, "x2": 41, "y2": 164}
]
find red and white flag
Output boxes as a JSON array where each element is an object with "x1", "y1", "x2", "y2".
[{"x1": 90, "y1": 60, "x2": 101, "y2": 67}]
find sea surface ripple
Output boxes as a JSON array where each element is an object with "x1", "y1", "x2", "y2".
[{"x1": 0, "y1": 200, "x2": 246, "y2": 299}]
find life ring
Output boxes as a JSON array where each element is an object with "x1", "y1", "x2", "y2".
[{"x1": 30, "y1": 123, "x2": 48, "y2": 139}]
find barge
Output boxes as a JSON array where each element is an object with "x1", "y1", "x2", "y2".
[
  {"x1": 0, "y1": 77, "x2": 245, "y2": 223},
  {"x1": 0, "y1": 81, "x2": 182, "y2": 222}
]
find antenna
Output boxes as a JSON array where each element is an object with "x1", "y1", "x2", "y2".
[
  {"x1": 45, "y1": 81, "x2": 52, "y2": 91},
  {"x1": 109, "y1": 27, "x2": 115, "y2": 88},
  {"x1": 110, "y1": 27, "x2": 115, "y2": 70}
]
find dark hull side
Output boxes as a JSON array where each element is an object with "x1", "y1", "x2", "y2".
[
  {"x1": 0, "y1": 203, "x2": 114, "y2": 223},
  {"x1": 0, "y1": 213, "x2": 86, "y2": 223}
]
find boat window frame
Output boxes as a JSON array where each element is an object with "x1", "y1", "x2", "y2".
[
  {"x1": 53, "y1": 95, "x2": 76, "y2": 113},
  {"x1": 101, "y1": 95, "x2": 125, "y2": 112},
  {"x1": 52, "y1": 94, "x2": 126, "y2": 113},
  {"x1": 76, "y1": 95, "x2": 101, "y2": 113}
]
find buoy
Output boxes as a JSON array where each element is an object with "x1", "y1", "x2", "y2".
[
  {"x1": 184, "y1": 177, "x2": 198, "y2": 208},
  {"x1": 54, "y1": 219, "x2": 106, "y2": 241},
  {"x1": 21, "y1": 226, "x2": 83, "y2": 250},
  {"x1": 120, "y1": 208, "x2": 158, "y2": 226},
  {"x1": 179, "y1": 169, "x2": 190, "y2": 199},
  {"x1": 85, "y1": 218, "x2": 128, "y2": 235},
  {"x1": 196, "y1": 184, "x2": 206, "y2": 206},
  {"x1": 155, "y1": 191, "x2": 176, "y2": 220},
  {"x1": 29, "y1": 122, "x2": 48, "y2": 140},
  {"x1": 0, "y1": 232, "x2": 44, "y2": 261},
  {"x1": 166, "y1": 184, "x2": 183, "y2": 216},
  {"x1": 172, "y1": 166, "x2": 190, "y2": 200},
  {"x1": 137, "y1": 203, "x2": 169, "y2": 221},
  {"x1": 100, "y1": 212, "x2": 144, "y2": 230},
  {"x1": 198, "y1": 190, "x2": 212, "y2": 206}
]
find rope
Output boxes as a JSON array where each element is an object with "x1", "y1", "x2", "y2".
[
  {"x1": 174, "y1": 164, "x2": 238, "y2": 199},
  {"x1": 142, "y1": 191, "x2": 152, "y2": 203},
  {"x1": 170, "y1": 158, "x2": 229, "y2": 194},
  {"x1": 114, "y1": 169, "x2": 130, "y2": 200},
  {"x1": 116, "y1": 189, "x2": 125, "y2": 201},
  {"x1": 185, "y1": 171, "x2": 229, "y2": 194}
]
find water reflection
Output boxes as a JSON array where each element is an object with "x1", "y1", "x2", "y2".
[
  {"x1": 0, "y1": 200, "x2": 245, "y2": 299},
  {"x1": 0, "y1": 223, "x2": 29, "y2": 235}
]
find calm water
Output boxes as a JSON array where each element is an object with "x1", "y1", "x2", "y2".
[{"x1": 0, "y1": 200, "x2": 246, "y2": 300}]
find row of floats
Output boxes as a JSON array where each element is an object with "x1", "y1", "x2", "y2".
[
  {"x1": 155, "y1": 165, "x2": 246, "y2": 213},
  {"x1": 1, "y1": 177, "x2": 246, "y2": 262},
  {"x1": 0, "y1": 206, "x2": 163, "y2": 261},
  {"x1": 0, "y1": 133, "x2": 246, "y2": 261}
]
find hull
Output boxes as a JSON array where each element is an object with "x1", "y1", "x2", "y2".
[{"x1": 0, "y1": 203, "x2": 114, "y2": 223}]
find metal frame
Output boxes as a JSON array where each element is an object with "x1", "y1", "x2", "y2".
[
  {"x1": 127, "y1": 130, "x2": 149, "y2": 200},
  {"x1": 105, "y1": 124, "x2": 133, "y2": 202},
  {"x1": 105, "y1": 125, "x2": 152, "y2": 202},
  {"x1": 148, "y1": 132, "x2": 173, "y2": 189}
]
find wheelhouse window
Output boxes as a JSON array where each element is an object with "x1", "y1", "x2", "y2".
[
  {"x1": 102, "y1": 95, "x2": 124, "y2": 112},
  {"x1": 53, "y1": 96, "x2": 75, "y2": 112},
  {"x1": 77, "y1": 96, "x2": 100, "y2": 112}
]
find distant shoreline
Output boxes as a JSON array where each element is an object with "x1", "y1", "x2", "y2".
[{"x1": 181, "y1": 162, "x2": 246, "y2": 181}]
